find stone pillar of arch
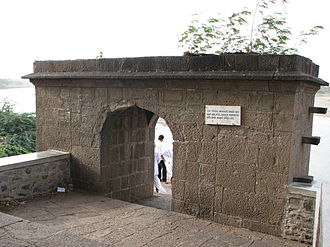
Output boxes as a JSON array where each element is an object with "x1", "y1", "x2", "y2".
[{"x1": 24, "y1": 54, "x2": 328, "y2": 236}]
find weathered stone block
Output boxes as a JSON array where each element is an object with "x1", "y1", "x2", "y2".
[
  {"x1": 274, "y1": 92, "x2": 295, "y2": 114},
  {"x1": 134, "y1": 143, "x2": 145, "y2": 159},
  {"x1": 172, "y1": 199, "x2": 184, "y2": 213},
  {"x1": 214, "y1": 213, "x2": 242, "y2": 228},
  {"x1": 184, "y1": 182, "x2": 199, "y2": 205},
  {"x1": 235, "y1": 54, "x2": 258, "y2": 71},
  {"x1": 279, "y1": 55, "x2": 303, "y2": 72},
  {"x1": 189, "y1": 55, "x2": 223, "y2": 71},
  {"x1": 223, "y1": 54, "x2": 236, "y2": 71},
  {"x1": 218, "y1": 91, "x2": 249, "y2": 106},
  {"x1": 222, "y1": 189, "x2": 284, "y2": 225},
  {"x1": 182, "y1": 123, "x2": 203, "y2": 141},
  {"x1": 128, "y1": 160, "x2": 137, "y2": 174},
  {"x1": 198, "y1": 142, "x2": 217, "y2": 164},
  {"x1": 186, "y1": 89, "x2": 202, "y2": 104},
  {"x1": 269, "y1": 81, "x2": 299, "y2": 93},
  {"x1": 214, "y1": 186, "x2": 223, "y2": 213},
  {"x1": 236, "y1": 81, "x2": 270, "y2": 92},
  {"x1": 163, "y1": 90, "x2": 183, "y2": 103},
  {"x1": 258, "y1": 55, "x2": 280, "y2": 71},
  {"x1": 202, "y1": 89, "x2": 218, "y2": 104},
  {"x1": 288, "y1": 197, "x2": 301, "y2": 210},
  {"x1": 243, "y1": 112, "x2": 273, "y2": 132},
  {"x1": 137, "y1": 158, "x2": 146, "y2": 172},
  {"x1": 245, "y1": 143, "x2": 259, "y2": 164},
  {"x1": 172, "y1": 160, "x2": 186, "y2": 181},
  {"x1": 199, "y1": 164, "x2": 216, "y2": 186},
  {"x1": 164, "y1": 56, "x2": 190, "y2": 71},
  {"x1": 248, "y1": 92, "x2": 274, "y2": 112},
  {"x1": 199, "y1": 185, "x2": 215, "y2": 206},
  {"x1": 183, "y1": 202, "x2": 199, "y2": 216},
  {"x1": 256, "y1": 171, "x2": 286, "y2": 195},
  {"x1": 173, "y1": 142, "x2": 187, "y2": 161},
  {"x1": 165, "y1": 79, "x2": 197, "y2": 89},
  {"x1": 172, "y1": 179, "x2": 185, "y2": 200},
  {"x1": 202, "y1": 125, "x2": 218, "y2": 142},
  {"x1": 242, "y1": 219, "x2": 281, "y2": 236},
  {"x1": 107, "y1": 88, "x2": 123, "y2": 102},
  {"x1": 258, "y1": 145, "x2": 290, "y2": 174},
  {"x1": 128, "y1": 174, "x2": 136, "y2": 187},
  {"x1": 303, "y1": 199, "x2": 315, "y2": 212},
  {"x1": 186, "y1": 142, "x2": 202, "y2": 162},
  {"x1": 123, "y1": 88, "x2": 158, "y2": 102},
  {"x1": 176, "y1": 112, "x2": 204, "y2": 125},
  {"x1": 217, "y1": 136, "x2": 246, "y2": 163},
  {"x1": 217, "y1": 126, "x2": 246, "y2": 138},
  {"x1": 136, "y1": 172, "x2": 145, "y2": 186},
  {"x1": 216, "y1": 161, "x2": 256, "y2": 193},
  {"x1": 273, "y1": 131, "x2": 293, "y2": 146},
  {"x1": 198, "y1": 203, "x2": 214, "y2": 220},
  {"x1": 185, "y1": 162, "x2": 199, "y2": 183}
]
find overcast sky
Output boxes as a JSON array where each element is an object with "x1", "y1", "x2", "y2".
[{"x1": 1, "y1": 0, "x2": 329, "y2": 83}]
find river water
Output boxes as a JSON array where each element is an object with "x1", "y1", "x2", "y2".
[
  {"x1": 0, "y1": 87, "x2": 35, "y2": 113},
  {"x1": 1, "y1": 88, "x2": 329, "y2": 182}
]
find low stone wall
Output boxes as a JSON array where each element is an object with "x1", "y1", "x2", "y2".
[
  {"x1": 282, "y1": 183, "x2": 319, "y2": 244},
  {"x1": 0, "y1": 150, "x2": 70, "y2": 201}
]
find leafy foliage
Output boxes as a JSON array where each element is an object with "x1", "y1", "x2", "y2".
[
  {"x1": 0, "y1": 100, "x2": 36, "y2": 157},
  {"x1": 0, "y1": 144, "x2": 30, "y2": 158},
  {"x1": 179, "y1": 0, "x2": 323, "y2": 55}
]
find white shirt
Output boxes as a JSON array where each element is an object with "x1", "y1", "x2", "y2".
[{"x1": 156, "y1": 141, "x2": 166, "y2": 156}]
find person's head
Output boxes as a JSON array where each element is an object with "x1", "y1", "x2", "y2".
[{"x1": 158, "y1": 135, "x2": 164, "y2": 142}]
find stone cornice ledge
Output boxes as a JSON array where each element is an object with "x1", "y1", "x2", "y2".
[
  {"x1": 23, "y1": 71, "x2": 328, "y2": 86},
  {"x1": 0, "y1": 150, "x2": 70, "y2": 172}
]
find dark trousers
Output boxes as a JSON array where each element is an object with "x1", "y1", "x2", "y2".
[{"x1": 158, "y1": 160, "x2": 167, "y2": 182}]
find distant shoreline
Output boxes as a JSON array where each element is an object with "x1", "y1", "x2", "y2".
[
  {"x1": 0, "y1": 78, "x2": 33, "y2": 89},
  {"x1": 0, "y1": 86, "x2": 34, "y2": 89}
]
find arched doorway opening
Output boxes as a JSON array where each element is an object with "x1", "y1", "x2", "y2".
[
  {"x1": 100, "y1": 105, "x2": 174, "y2": 209},
  {"x1": 100, "y1": 105, "x2": 155, "y2": 202},
  {"x1": 136, "y1": 117, "x2": 174, "y2": 211}
]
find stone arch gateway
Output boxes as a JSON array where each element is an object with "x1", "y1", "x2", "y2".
[
  {"x1": 100, "y1": 105, "x2": 155, "y2": 201},
  {"x1": 24, "y1": 54, "x2": 328, "y2": 236}
]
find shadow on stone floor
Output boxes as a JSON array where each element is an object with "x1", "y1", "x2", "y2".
[{"x1": 135, "y1": 182, "x2": 172, "y2": 211}]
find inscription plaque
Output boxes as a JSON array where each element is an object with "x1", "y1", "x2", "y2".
[{"x1": 205, "y1": 105, "x2": 241, "y2": 125}]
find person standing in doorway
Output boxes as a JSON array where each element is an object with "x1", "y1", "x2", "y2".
[
  {"x1": 153, "y1": 151, "x2": 166, "y2": 193},
  {"x1": 156, "y1": 135, "x2": 167, "y2": 182}
]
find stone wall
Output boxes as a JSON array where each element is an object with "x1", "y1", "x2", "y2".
[
  {"x1": 282, "y1": 184, "x2": 318, "y2": 244},
  {"x1": 24, "y1": 54, "x2": 327, "y2": 236},
  {"x1": 0, "y1": 150, "x2": 70, "y2": 201}
]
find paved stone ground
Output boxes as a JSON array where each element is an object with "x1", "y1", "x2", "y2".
[
  {"x1": 136, "y1": 182, "x2": 172, "y2": 211},
  {"x1": 2, "y1": 191, "x2": 309, "y2": 247}
]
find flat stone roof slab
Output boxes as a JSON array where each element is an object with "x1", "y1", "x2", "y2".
[{"x1": 23, "y1": 55, "x2": 328, "y2": 86}]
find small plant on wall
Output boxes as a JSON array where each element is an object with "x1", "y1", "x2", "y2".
[{"x1": 179, "y1": 0, "x2": 323, "y2": 55}]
